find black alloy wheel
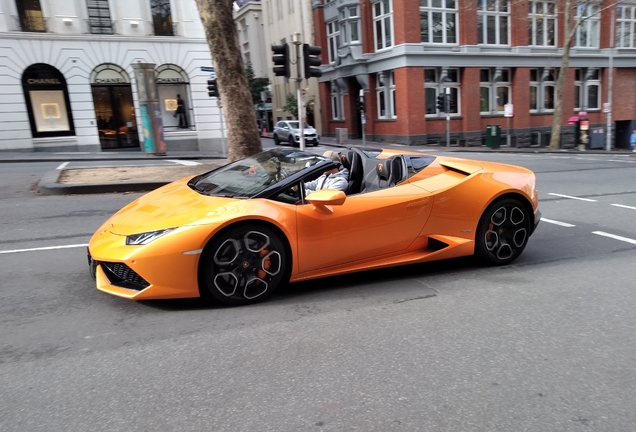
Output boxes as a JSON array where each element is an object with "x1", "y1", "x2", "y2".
[
  {"x1": 201, "y1": 225, "x2": 289, "y2": 305},
  {"x1": 475, "y1": 198, "x2": 531, "y2": 265}
]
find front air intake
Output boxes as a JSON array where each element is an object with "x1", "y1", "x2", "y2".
[{"x1": 100, "y1": 262, "x2": 150, "y2": 291}]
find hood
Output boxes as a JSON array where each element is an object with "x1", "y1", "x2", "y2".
[{"x1": 106, "y1": 178, "x2": 243, "y2": 235}]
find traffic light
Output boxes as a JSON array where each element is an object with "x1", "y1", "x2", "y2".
[
  {"x1": 303, "y1": 44, "x2": 323, "y2": 79},
  {"x1": 207, "y1": 79, "x2": 219, "y2": 98},
  {"x1": 436, "y1": 94, "x2": 446, "y2": 112},
  {"x1": 356, "y1": 96, "x2": 366, "y2": 113},
  {"x1": 271, "y1": 44, "x2": 290, "y2": 78}
]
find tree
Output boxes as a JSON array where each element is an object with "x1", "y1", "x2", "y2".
[
  {"x1": 245, "y1": 62, "x2": 270, "y2": 108},
  {"x1": 194, "y1": 0, "x2": 261, "y2": 161},
  {"x1": 545, "y1": 0, "x2": 624, "y2": 149},
  {"x1": 282, "y1": 93, "x2": 299, "y2": 119}
]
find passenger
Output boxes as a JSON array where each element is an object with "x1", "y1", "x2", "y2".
[{"x1": 304, "y1": 150, "x2": 349, "y2": 194}]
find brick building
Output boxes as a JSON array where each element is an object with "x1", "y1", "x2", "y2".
[{"x1": 313, "y1": 0, "x2": 636, "y2": 149}]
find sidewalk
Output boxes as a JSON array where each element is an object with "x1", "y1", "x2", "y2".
[{"x1": 2, "y1": 137, "x2": 632, "y2": 195}]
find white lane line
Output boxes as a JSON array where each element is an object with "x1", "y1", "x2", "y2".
[
  {"x1": 550, "y1": 156, "x2": 572, "y2": 159},
  {"x1": 541, "y1": 218, "x2": 576, "y2": 227},
  {"x1": 167, "y1": 159, "x2": 201, "y2": 166},
  {"x1": 548, "y1": 193, "x2": 597, "y2": 202},
  {"x1": 0, "y1": 244, "x2": 88, "y2": 255},
  {"x1": 56, "y1": 162, "x2": 70, "y2": 170},
  {"x1": 611, "y1": 204, "x2": 636, "y2": 210},
  {"x1": 592, "y1": 231, "x2": 636, "y2": 245},
  {"x1": 607, "y1": 159, "x2": 636, "y2": 163}
]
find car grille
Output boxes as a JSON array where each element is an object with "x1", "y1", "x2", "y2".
[
  {"x1": 304, "y1": 133, "x2": 317, "y2": 139},
  {"x1": 100, "y1": 261, "x2": 150, "y2": 291}
]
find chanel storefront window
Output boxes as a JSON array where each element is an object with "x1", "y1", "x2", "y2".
[
  {"x1": 155, "y1": 64, "x2": 193, "y2": 131},
  {"x1": 22, "y1": 64, "x2": 75, "y2": 137}
]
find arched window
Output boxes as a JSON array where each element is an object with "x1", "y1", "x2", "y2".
[{"x1": 21, "y1": 64, "x2": 75, "y2": 137}]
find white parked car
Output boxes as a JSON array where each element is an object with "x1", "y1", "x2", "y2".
[{"x1": 272, "y1": 121, "x2": 320, "y2": 147}]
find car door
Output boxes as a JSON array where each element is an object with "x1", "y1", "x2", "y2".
[
  {"x1": 295, "y1": 184, "x2": 434, "y2": 273},
  {"x1": 278, "y1": 122, "x2": 290, "y2": 141}
]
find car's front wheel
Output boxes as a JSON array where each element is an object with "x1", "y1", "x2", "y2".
[
  {"x1": 273, "y1": 134, "x2": 280, "y2": 145},
  {"x1": 475, "y1": 198, "x2": 531, "y2": 265},
  {"x1": 288, "y1": 136, "x2": 297, "y2": 147},
  {"x1": 201, "y1": 225, "x2": 289, "y2": 305}
]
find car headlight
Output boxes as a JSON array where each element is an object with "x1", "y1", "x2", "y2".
[{"x1": 126, "y1": 228, "x2": 177, "y2": 245}]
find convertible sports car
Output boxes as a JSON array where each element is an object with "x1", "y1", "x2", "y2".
[{"x1": 88, "y1": 147, "x2": 540, "y2": 305}]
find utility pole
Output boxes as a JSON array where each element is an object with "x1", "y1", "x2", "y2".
[
  {"x1": 445, "y1": 87, "x2": 450, "y2": 148},
  {"x1": 358, "y1": 89, "x2": 366, "y2": 147},
  {"x1": 606, "y1": 7, "x2": 615, "y2": 152}
]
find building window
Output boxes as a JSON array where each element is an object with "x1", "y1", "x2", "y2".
[
  {"x1": 376, "y1": 71, "x2": 396, "y2": 119},
  {"x1": 616, "y1": 5, "x2": 636, "y2": 48},
  {"x1": 327, "y1": 21, "x2": 340, "y2": 64},
  {"x1": 373, "y1": 0, "x2": 394, "y2": 51},
  {"x1": 340, "y1": 6, "x2": 361, "y2": 45},
  {"x1": 21, "y1": 64, "x2": 75, "y2": 138},
  {"x1": 575, "y1": 3, "x2": 600, "y2": 48},
  {"x1": 420, "y1": 0, "x2": 457, "y2": 44},
  {"x1": 477, "y1": 0, "x2": 510, "y2": 45},
  {"x1": 574, "y1": 68, "x2": 600, "y2": 111},
  {"x1": 156, "y1": 64, "x2": 194, "y2": 131},
  {"x1": 528, "y1": 1, "x2": 556, "y2": 46},
  {"x1": 529, "y1": 68, "x2": 558, "y2": 112},
  {"x1": 424, "y1": 68, "x2": 460, "y2": 116},
  {"x1": 87, "y1": 0, "x2": 113, "y2": 34},
  {"x1": 330, "y1": 82, "x2": 343, "y2": 121},
  {"x1": 15, "y1": 0, "x2": 46, "y2": 32},
  {"x1": 151, "y1": 0, "x2": 174, "y2": 36},
  {"x1": 480, "y1": 68, "x2": 511, "y2": 114}
]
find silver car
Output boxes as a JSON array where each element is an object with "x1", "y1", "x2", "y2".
[{"x1": 272, "y1": 120, "x2": 320, "y2": 147}]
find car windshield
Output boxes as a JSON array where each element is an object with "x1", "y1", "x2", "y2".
[
  {"x1": 191, "y1": 149, "x2": 323, "y2": 197},
  {"x1": 288, "y1": 121, "x2": 312, "y2": 129}
]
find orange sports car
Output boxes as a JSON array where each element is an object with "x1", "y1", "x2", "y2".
[{"x1": 88, "y1": 147, "x2": 540, "y2": 305}]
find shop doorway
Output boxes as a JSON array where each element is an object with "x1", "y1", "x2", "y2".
[
  {"x1": 90, "y1": 64, "x2": 140, "y2": 150},
  {"x1": 92, "y1": 86, "x2": 139, "y2": 149}
]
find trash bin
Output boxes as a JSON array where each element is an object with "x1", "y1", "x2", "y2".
[
  {"x1": 336, "y1": 128, "x2": 348, "y2": 144},
  {"x1": 486, "y1": 125, "x2": 501, "y2": 148}
]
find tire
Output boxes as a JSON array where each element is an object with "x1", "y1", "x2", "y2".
[
  {"x1": 475, "y1": 198, "x2": 531, "y2": 265},
  {"x1": 273, "y1": 134, "x2": 280, "y2": 145},
  {"x1": 288, "y1": 136, "x2": 297, "y2": 147},
  {"x1": 201, "y1": 225, "x2": 289, "y2": 305}
]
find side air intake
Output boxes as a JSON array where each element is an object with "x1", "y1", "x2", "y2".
[{"x1": 427, "y1": 237, "x2": 449, "y2": 251}]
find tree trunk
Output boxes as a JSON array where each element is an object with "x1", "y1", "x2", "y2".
[{"x1": 195, "y1": 0, "x2": 262, "y2": 161}]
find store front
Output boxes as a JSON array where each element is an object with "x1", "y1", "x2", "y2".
[
  {"x1": 155, "y1": 64, "x2": 193, "y2": 132},
  {"x1": 90, "y1": 63, "x2": 140, "y2": 149}
]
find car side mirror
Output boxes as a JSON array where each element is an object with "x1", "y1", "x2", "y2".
[{"x1": 305, "y1": 190, "x2": 346, "y2": 214}]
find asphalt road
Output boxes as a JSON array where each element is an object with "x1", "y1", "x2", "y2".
[{"x1": 1, "y1": 153, "x2": 635, "y2": 431}]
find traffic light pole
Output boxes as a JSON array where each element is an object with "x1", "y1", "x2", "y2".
[
  {"x1": 218, "y1": 98, "x2": 226, "y2": 157},
  {"x1": 445, "y1": 88, "x2": 450, "y2": 148},
  {"x1": 293, "y1": 33, "x2": 305, "y2": 151}
]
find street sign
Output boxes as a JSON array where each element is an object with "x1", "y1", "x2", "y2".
[
  {"x1": 210, "y1": 72, "x2": 216, "y2": 80},
  {"x1": 603, "y1": 102, "x2": 611, "y2": 113},
  {"x1": 504, "y1": 103, "x2": 514, "y2": 118},
  {"x1": 361, "y1": 115, "x2": 366, "y2": 125},
  {"x1": 201, "y1": 66, "x2": 214, "y2": 72}
]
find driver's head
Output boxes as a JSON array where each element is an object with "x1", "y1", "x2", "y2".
[{"x1": 322, "y1": 151, "x2": 342, "y2": 172}]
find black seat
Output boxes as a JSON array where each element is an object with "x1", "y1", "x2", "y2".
[
  {"x1": 343, "y1": 150, "x2": 363, "y2": 194},
  {"x1": 389, "y1": 155, "x2": 407, "y2": 185},
  {"x1": 376, "y1": 158, "x2": 393, "y2": 189}
]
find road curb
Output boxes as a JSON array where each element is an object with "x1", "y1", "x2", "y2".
[{"x1": 37, "y1": 169, "x2": 168, "y2": 195}]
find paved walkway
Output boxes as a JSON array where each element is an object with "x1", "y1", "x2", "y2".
[{"x1": 2, "y1": 136, "x2": 633, "y2": 195}]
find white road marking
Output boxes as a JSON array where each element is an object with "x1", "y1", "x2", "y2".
[
  {"x1": 592, "y1": 231, "x2": 636, "y2": 245},
  {"x1": 551, "y1": 156, "x2": 572, "y2": 159},
  {"x1": 56, "y1": 162, "x2": 69, "y2": 170},
  {"x1": 0, "y1": 244, "x2": 88, "y2": 255},
  {"x1": 611, "y1": 204, "x2": 636, "y2": 210},
  {"x1": 607, "y1": 159, "x2": 636, "y2": 163},
  {"x1": 167, "y1": 159, "x2": 201, "y2": 166},
  {"x1": 548, "y1": 193, "x2": 597, "y2": 202},
  {"x1": 541, "y1": 218, "x2": 576, "y2": 227}
]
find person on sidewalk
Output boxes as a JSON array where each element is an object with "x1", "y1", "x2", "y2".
[
  {"x1": 304, "y1": 150, "x2": 349, "y2": 194},
  {"x1": 630, "y1": 129, "x2": 636, "y2": 153}
]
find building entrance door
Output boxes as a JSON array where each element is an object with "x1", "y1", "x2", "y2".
[{"x1": 92, "y1": 85, "x2": 139, "y2": 149}]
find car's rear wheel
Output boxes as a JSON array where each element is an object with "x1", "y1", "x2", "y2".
[
  {"x1": 475, "y1": 198, "x2": 531, "y2": 265},
  {"x1": 273, "y1": 134, "x2": 280, "y2": 145},
  {"x1": 201, "y1": 225, "x2": 289, "y2": 305}
]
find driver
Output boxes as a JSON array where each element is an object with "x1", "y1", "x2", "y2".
[{"x1": 304, "y1": 150, "x2": 349, "y2": 194}]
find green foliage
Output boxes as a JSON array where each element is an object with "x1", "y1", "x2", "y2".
[
  {"x1": 282, "y1": 93, "x2": 298, "y2": 119},
  {"x1": 245, "y1": 62, "x2": 270, "y2": 106}
]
